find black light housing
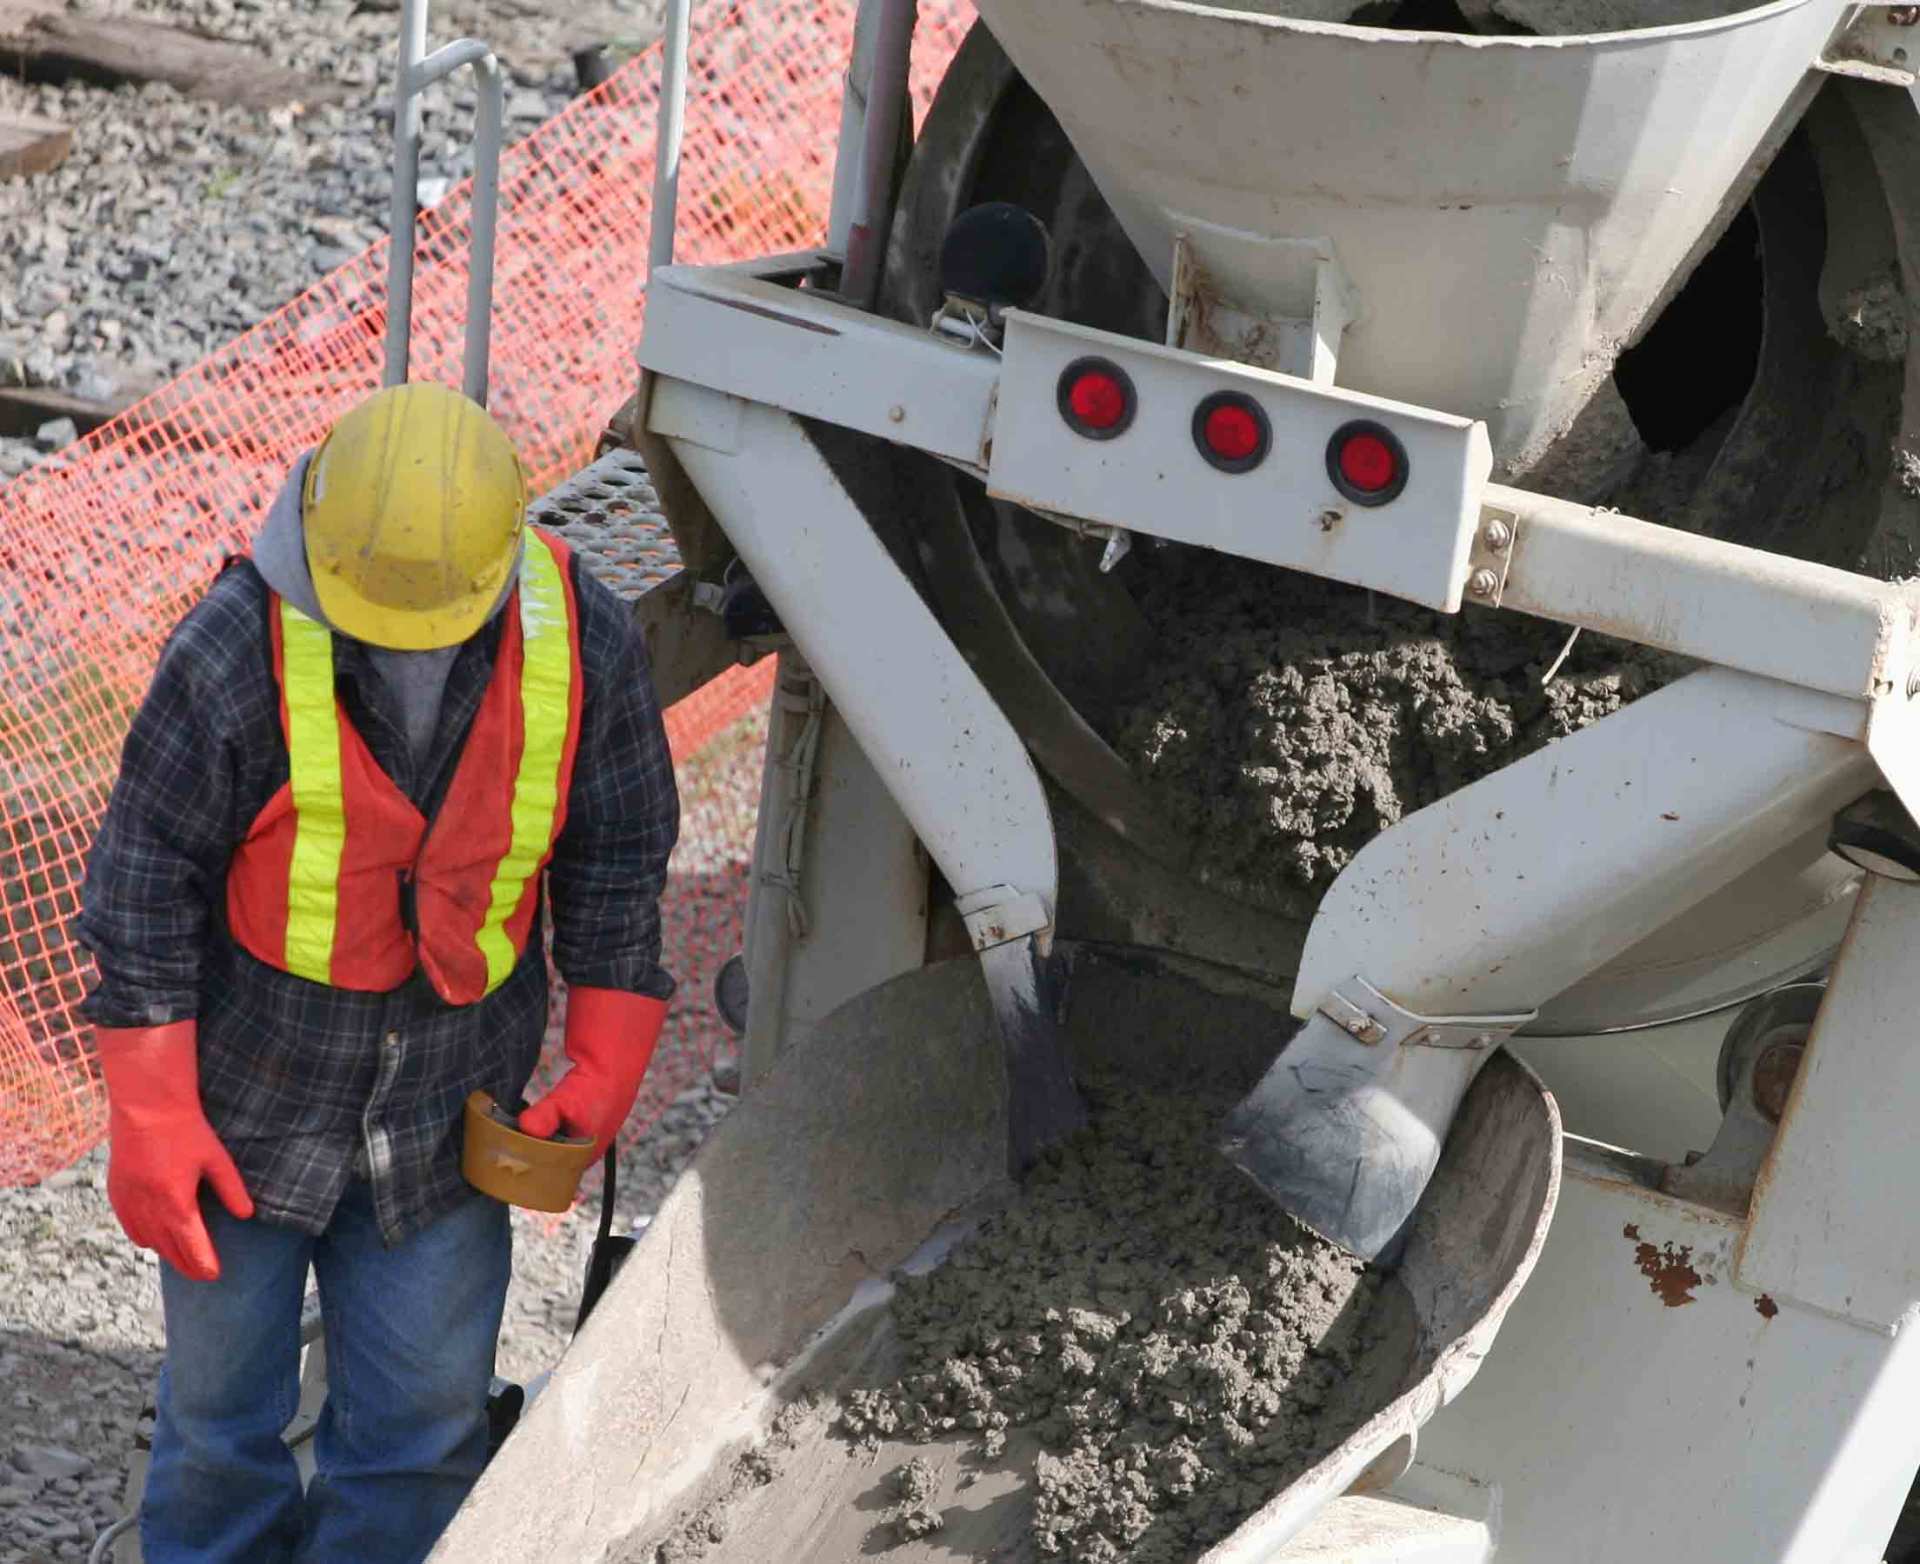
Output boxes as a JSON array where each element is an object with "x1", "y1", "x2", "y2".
[{"x1": 940, "y1": 202, "x2": 1053, "y2": 314}]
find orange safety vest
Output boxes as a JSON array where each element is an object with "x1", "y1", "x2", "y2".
[{"x1": 227, "y1": 530, "x2": 584, "y2": 1006}]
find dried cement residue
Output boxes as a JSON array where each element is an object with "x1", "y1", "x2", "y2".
[
  {"x1": 1832, "y1": 277, "x2": 1912, "y2": 366},
  {"x1": 839, "y1": 1079, "x2": 1390, "y2": 1563},
  {"x1": 1484, "y1": 0, "x2": 1746, "y2": 32},
  {"x1": 651, "y1": 1399, "x2": 828, "y2": 1564},
  {"x1": 1110, "y1": 554, "x2": 1683, "y2": 915},
  {"x1": 1897, "y1": 446, "x2": 1920, "y2": 502}
]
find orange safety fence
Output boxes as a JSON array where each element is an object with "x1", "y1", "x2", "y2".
[{"x1": 0, "y1": 0, "x2": 973, "y2": 1186}]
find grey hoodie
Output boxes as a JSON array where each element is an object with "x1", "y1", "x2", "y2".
[{"x1": 251, "y1": 452, "x2": 517, "y2": 776}]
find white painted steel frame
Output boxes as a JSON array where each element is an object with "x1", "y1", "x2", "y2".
[
  {"x1": 991, "y1": 312, "x2": 1493, "y2": 613},
  {"x1": 650, "y1": 379, "x2": 1059, "y2": 919},
  {"x1": 640, "y1": 262, "x2": 1920, "y2": 807},
  {"x1": 1296, "y1": 669, "x2": 1880, "y2": 1021},
  {"x1": 1416, "y1": 1134, "x2": 1920, "y2": 1563}
]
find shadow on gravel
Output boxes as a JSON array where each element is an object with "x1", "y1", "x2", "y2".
[{"x1": 0, "y1": 1327, "x2": 160, "y2": 1561}]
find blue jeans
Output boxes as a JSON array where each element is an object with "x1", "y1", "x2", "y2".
[{"x1": 141, "y1": 1180, "x2": 511, "y2": 1564}]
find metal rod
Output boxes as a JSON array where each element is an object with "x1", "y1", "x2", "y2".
[
  {"x1": 465, "y1": 54, "x2": 504, "y2": 405},
  {"x1": 649, "y1": 0, "x2": 692, "y2": 274},
  {"x1": 383, "y1": 0, "x2": 430, "y2": 386},
  {"x1": 825, "y1": 0, "x2": 883, "y2": 259},
  {"x1": 383, "y1": 11, "x2": 506, "y2": 404},
  {"x1": 839, "y1": 0, "x2": 915, "y2": 308},
  {"x1": 415, "y1": 36, "x2": 494, "y2": 86}
]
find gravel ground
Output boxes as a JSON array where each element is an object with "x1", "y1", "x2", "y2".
[{"x1": 0, "y1": 0, "x2": 666, "y2": 479}]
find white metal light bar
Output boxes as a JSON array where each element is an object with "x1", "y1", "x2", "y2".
[
  {"x1": 638, "y1": 260, "x2": 1920, "y2": 717},
  {"x1": 989, "y1": 310, "x2": 1492, "y2": 613}
]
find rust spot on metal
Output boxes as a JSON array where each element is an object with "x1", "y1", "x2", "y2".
[
  {"x1": 1755, "y1": 1294, "x2": 1779, "y2": 1320},
  {"x1": 1752, "y1": 1041, "x2": 1804, "y2": 1125},
  {"x1": 1631, "y1": 1236, "x2": 1703, "y2": 1307},
  {"x1": 1622, "y1": 1223, "x2": 1640, "y2": 1241}
]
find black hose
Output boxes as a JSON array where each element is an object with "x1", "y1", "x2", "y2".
[{"x1": 573, "y1": 1148, "x2": 631, "y2": 1335}]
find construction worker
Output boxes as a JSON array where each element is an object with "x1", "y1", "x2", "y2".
[{"x1": 75, "y1": 383, "x2": 680, "y2": 1564}]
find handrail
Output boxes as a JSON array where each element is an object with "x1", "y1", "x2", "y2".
[
  {"x1": 649, "y1": 0, "x2": 693, "y2": 273},
  {"x1": 384, "y1": 0, "x2": 506, "y2": 406}
]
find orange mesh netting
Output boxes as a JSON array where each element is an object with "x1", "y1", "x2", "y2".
[{"x1": 0, "y1": 0, "x2": 972, "y2": 1185}]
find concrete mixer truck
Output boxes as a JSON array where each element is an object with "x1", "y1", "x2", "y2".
[{"x1": 312, "y1": 2, "x2": 1920, "y2": 1560}]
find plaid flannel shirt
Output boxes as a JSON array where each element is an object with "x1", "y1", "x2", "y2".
[{"x1": 76, "y1": 540, "x2": 680, "y2": 1245}]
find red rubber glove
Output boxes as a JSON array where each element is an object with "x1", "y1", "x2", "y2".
[
  {"x1": 96, "y1": 1022, "x2": 254, "y2": 1282},
  {"x1": 519, "y1": 988, "x2": 667, "y2": 1159}
]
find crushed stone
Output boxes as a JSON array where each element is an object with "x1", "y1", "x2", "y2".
[
  {"x1": 1108, "y1": 552, "x2": 1685, "y2": 917},
  {"x1": 838, "y1": 1078, "x2": 1390, "y2": 1564}
]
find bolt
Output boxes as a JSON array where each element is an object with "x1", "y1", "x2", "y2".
[
  {"x1": 1467, "y1": 568, "x2": 1500, "y2": 599},
  {"x1": 1751, "y1": 1040, "x2": 1805, "y2": 1124},
  {"x1": 1316, "y1": 509, "x2": 1342, "y2": 532},
  {"x1": 1907, "y1": 669, "x2": 1919, "y2": 700},
  {"x1": 888, "y1": 405, "x2": 906, "y2": 423},
  {"x1": 1334, "y1": 1013, "x2": 1385, "y2": 1044},
  {"x1": 1482, "y1": 518, "x2": 1512, "y2": 552}
]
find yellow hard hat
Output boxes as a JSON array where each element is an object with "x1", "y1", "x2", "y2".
[{"x1": 302, "y1": 383, "x2": 528, "y2": 651}]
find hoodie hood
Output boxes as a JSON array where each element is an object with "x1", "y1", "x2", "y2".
[
  {"x1": 252, "y1": 452, "x2": 331, "y2": 627},
  {"x1": 252, "y1": 450, "x2": 526, "y2": 777}
]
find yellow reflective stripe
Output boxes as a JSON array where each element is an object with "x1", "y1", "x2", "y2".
[
  {"x1": 279, "y1": 601, "x2": 346, "y2": 983},
  {"x1": 474, "y1": 533, "x2": 573, "y2": 992}
]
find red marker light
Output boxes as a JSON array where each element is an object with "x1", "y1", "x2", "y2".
[
  {"x1": 1326, "y1": 421, "x2": 1409, "y2": 505},
  {"x1": 1057, "y1": 357, "x2": 1136, "y2": 440},
  {"x1": 1339, "y1": 434, "x2": 1395, "y2": 491},
  {"x1": 1192, "y1": 391, "x2": 1270, "y2": 474},
  {"x1": 1071, "y1": 372, "x2": 1127, "y2": 429},
  {"x1": 1205, "y1": 404, "x2": 1261, "y2": 461}
]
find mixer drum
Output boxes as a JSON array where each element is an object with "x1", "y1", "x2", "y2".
[{"x1": 870, "y1": 5, "x2": 1920, "y2": 1037}]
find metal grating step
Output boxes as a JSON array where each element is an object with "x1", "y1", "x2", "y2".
[{"x1": 530, "y1": 445, "x2": 681, "y2": 603}]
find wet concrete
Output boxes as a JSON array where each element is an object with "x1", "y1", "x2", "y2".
[
  {"x1": 620, "y1": 1078, "x2": 1404, "y2": 1564},
  {"x1": 839, "y1": 1079, "x2": 1392, "y2": 1562},
  {"x1": 1109, "y1": 551, "x2": 1683, "y2": 918}
]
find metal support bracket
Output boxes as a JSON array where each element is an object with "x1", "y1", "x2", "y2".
[
  {"x1": 1317, "y1": 977, "x2": 1534, "y2": 1054},
  {"x1": 1818, "y1": 3, "x2": 1919, "y2": 86},
  {"x1": 956, "y1": 885, "x2": 1053, "y2": 955},
  {"x1": 1463, "y1": 502, "x2": 1519, "y2": 607},
  {"x1": 1165, "y1": 230, "x2": 1354, "y2": 384}
]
